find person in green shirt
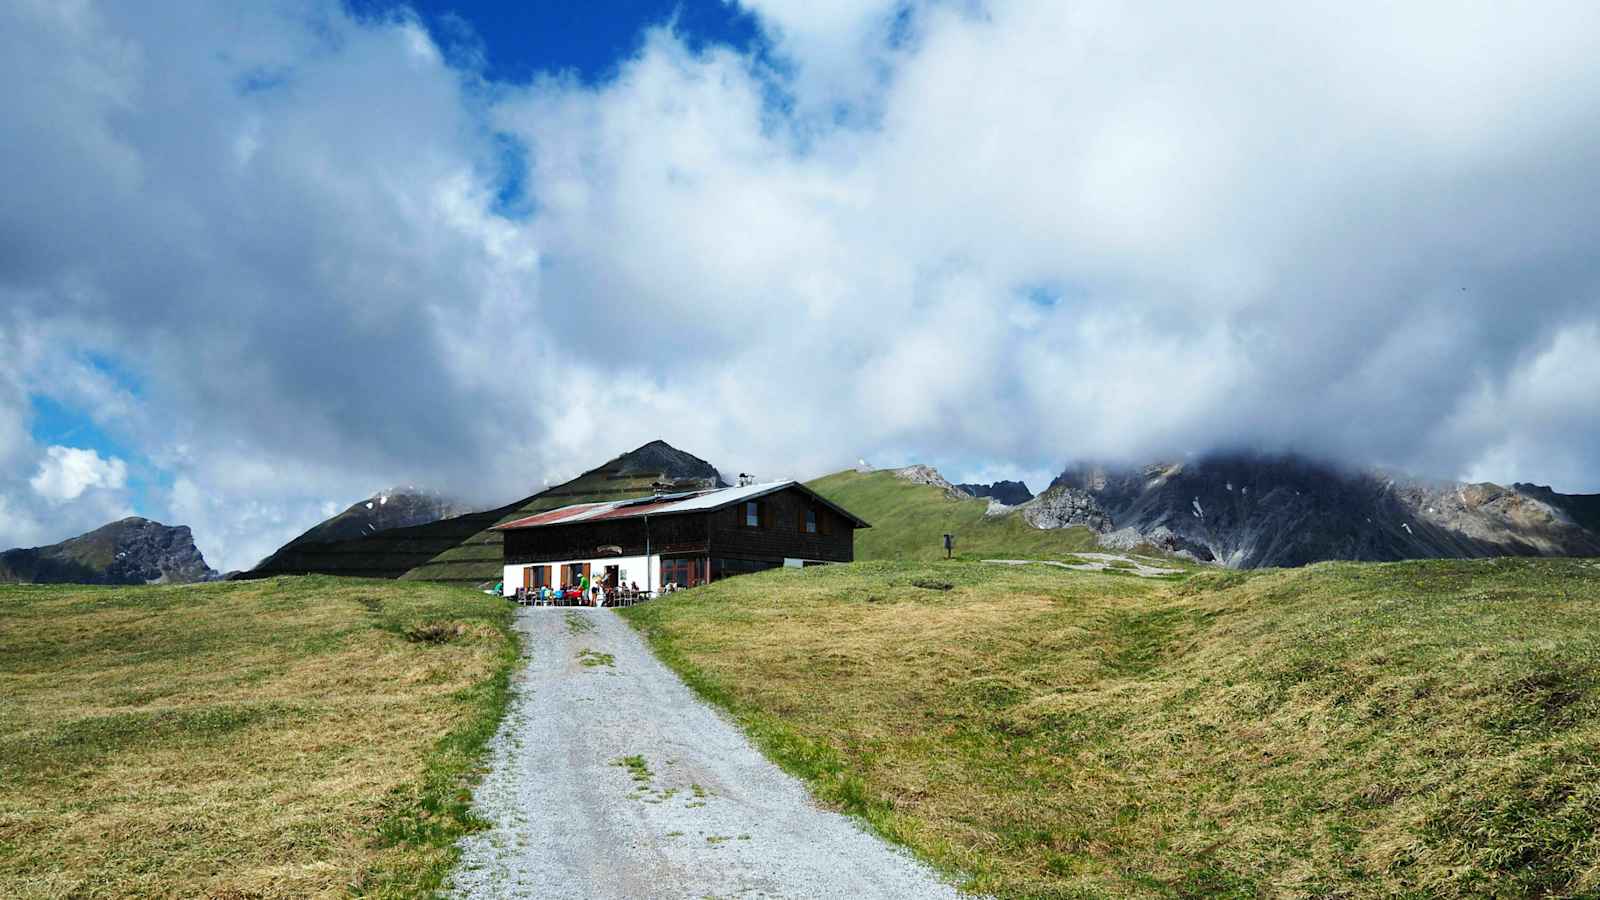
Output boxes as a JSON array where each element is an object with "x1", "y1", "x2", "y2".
[{"x1": 579, "y1": 571, "x2": 590, "y2": 604}]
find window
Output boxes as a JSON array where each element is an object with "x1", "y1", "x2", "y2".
[
  {"x1": 804, "y1": 508, "x2": 817, "y2": 534},
  {"x1": 710, "y1": 558, "x2": 781, "y2": 581},
  {"x1": 662, "y1": 557, "x2": 706, "y2": 588},
  {"x1": 744, "y1": 500, "x2": 761, "y2": 528}
]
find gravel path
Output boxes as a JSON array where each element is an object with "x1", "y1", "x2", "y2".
[
  {"x1": 984, "y1": 553, "x2": 1183, "y2": 577},
  {"x1": 450, "y1": 607, "x2": 971, "y2": 899}
]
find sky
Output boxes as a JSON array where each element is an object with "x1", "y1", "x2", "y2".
[{"x1": 2, "y1": 0, "x2": 1599, "y2": 572}]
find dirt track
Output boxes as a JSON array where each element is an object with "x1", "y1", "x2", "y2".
[{"x1": 450, "y1": 607, "x2": 970, "y2": 899}]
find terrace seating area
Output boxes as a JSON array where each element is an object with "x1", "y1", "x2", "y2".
[{"x1": 511, "y1": 583, "x2": 665, "y2": 608}]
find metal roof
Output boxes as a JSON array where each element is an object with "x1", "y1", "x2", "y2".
[{"x1": 492, "y1": 481, "x2": 870, "y2": 531}]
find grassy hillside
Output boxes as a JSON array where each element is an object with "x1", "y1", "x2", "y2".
[
  {"x1": 0, "y1": 577, "x2": 518, "y2": 898},
  {"x1": 808, "y1": 469, "x2": 1102, "y2": 561},
  {"x1": 397, "y1": 470, "x2": 676, "y2": 584},
  {"x1": 247, "y1": 508, "x2": 513, "y2": 581},
  {"x1": 622, "y1": 557, "x2": 1600, "y2": 898},
  {"x1": 245, "y1": 472, "x2": 668, "y2": 583}
]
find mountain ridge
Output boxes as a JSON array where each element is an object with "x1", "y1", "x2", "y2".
[
  {"x1": 0, "y1": 517, "x2": 218, "y2": 585},
  {"x1": 1037, "y1": 453, "x2": 1600, "y2": 567},
  {"x1": 244, "y1": 440, "x2": 727, "y2": 582},
  {"x1": 955, "y1": 480, "x2": 1035, "y2": 506},
  {"x1": 250, "y1": 486, "x2": 471, "y2": 572}
]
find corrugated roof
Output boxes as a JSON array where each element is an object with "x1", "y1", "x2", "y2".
[{"x1": 492, "y1": 480, "x2": 870, "y2": 531}]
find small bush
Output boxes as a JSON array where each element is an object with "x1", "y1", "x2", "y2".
[
  {"x1": 911, "y1": 578, "x2": 954, "y2": 591},
  {"x1": 404, "y1": 621, "x2": 466, "y2": 644}
]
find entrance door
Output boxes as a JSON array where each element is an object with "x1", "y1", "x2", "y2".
[{"x1": 528, "y1": 566, "x2": 550, "y2": 589}]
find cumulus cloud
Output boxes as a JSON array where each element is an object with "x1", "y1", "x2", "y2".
[
  {"x1": 29, "y1": 446, "x2": 128, "y2": 503},
  {"x1": 2, "y1": 0, "x2": 1599, "y2": 567}
]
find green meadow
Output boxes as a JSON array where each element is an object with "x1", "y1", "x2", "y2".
[
  {"x1": 624, "y1": 557, "x2": 1600, "y2": 898},
  {"x1": 0, "y1": 577, "x2": 517, "y2": 899},
  {"x1": 809, "y1": 469, "x2": 1107, "y2": 561}
]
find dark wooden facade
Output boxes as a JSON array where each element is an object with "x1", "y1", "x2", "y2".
[{"x1": 502, "y1": 485, "x2": 862, "y2": 578}]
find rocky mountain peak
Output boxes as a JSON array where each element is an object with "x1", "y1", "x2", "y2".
[
  {"x1": 283, "y1": 487, "x2": 472, "y2": 550},
  {"x1": 605, "y1": 440, "x2": 728, "y2": 487},
  {"x1": 1, "y1": 517, "x2": 218, "y2": 585}
]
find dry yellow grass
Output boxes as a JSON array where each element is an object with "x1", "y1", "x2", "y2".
[
  {"x1": 624, "y1": 557, "x2": 1600, "y2": 898},
  {"x1": 0, "y1": 576, "x2": 517, "y2": 899}
]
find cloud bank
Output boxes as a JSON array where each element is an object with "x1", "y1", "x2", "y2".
[{"x1": 2, "y1": 0, "x2": 1598, "y2": 569}]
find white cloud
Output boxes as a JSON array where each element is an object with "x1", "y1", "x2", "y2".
[{"x1": 29, "y1": 445, "x2": 127, "y2": 503}]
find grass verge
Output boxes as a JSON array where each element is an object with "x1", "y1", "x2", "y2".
[
  {"x1": 0, "y1": 575, "x2": 519, "y2": 899},
  {"x1": 621, "y1": 557, "x2": 1600, "y2": 898}
]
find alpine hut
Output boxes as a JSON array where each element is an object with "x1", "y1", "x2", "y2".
[{"x1": 493, "y1": 481, "x2": 868, "y2": 597}]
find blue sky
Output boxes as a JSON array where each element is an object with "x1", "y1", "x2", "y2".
[
  {"x1": 5, "y1": 0, "x2": 1600, "y2": 570},
  {"x1": 350, "y1": 0, "x2": 765, "y2": 82}
]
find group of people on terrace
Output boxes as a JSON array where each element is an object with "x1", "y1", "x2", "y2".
[{"x1": 502, "y1": 575, "x2": 677, "y2": 607}]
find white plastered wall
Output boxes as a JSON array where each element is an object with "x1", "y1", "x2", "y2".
[{"x1": 503, "y1": 555, "x2": 662, "y2": 596}]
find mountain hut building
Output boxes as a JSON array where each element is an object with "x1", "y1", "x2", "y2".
[{"x1": 493, "y1": 481, "x2": 869, "y2": 597}]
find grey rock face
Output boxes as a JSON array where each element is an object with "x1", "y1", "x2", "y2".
[
  {"x1": 956, "y1": 480, "x2": 1034, "y2": 506},
  {"x1": 0, "y1": 517, "x2": 218, "y2": 585},
  {"x1": 1020, "y1": 485, "x2": 1113, "y2": 532},
  {"x1": 1037, "y1": 453, "x2": 1600, "y2": 569}
]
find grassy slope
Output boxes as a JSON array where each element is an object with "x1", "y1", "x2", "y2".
[
  {"x1": 0, "y1": 576, "x2": 518, "y2": 898},
  {"x1": 252, "y1": 461, "x2": 691, "y2": 582},
  {"x1": 249, "y1": 510, "x2": 509, "y2": 581},
  {"x1": 249, "y1": 472, "x2": 666, "y2": 584},
  {"x1": 622, "y1": 557, "x2": 1600, "y2": 898},
  {"x1": 808, "y1": 469, "x2": 1102, "y2": 561}
]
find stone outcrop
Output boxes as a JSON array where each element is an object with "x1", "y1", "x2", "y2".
[
  {"x1": 1020, "y1": 485, "x2": 1112, "y2": 532},
  {"x1": 893, "y1": 465, "x2": 969, "y2": 500}
]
